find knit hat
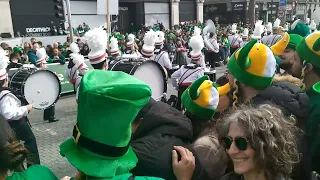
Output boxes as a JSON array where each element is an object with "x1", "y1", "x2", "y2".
[
  {"x1": 296, "y1": 31, "x2": 320, "y2": 69},
  {"x1": 189, "y1": 35, "x2": 204, "y2": 61},
  {"x1": 84, "y1": 28, "x2": 108, "y2": 64},
  {"x1": 155, "y1": 31, "x2": 165, "y2": 46},
  {"x1": 67, "y1": 42, "x2": 89, "y2": 83},
  {"x1": 60, "y1": 70, "x2": 152, "y2": 178},
  {"x1": 273, "y1": 18, "x2": 281, "y2": 29},
  {"x1": 141, "y1": 30, "x2": 156, "y2": 57},
  {"x1": 227, "y1": 33, "x2": 290, "y2": 89},
  {"x1": 181, "y1": 75, "x2": 219, "y2": 120},
  {"x1": 110, "y1": 37, "x2": 119, "y2": 56},
  {"x1": 126, "y1": 34, "x2": 135, "y2": 48},
  {"x1": 231, "y1": 24, "x2": 237, "y2": 33},
  {"x1": 0, "y1": 49, "x2": 9, "y2": 80},
  {"x1": 35, "y1": 48, "x2": 48, "y2": 65},
  {"x1": 287, "y1": 19, "x2": 311, "y2": 37},
  {"x1": 286, "y1": 34, "x2": 303, "y2": 50}
]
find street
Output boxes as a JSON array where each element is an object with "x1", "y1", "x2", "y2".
[{"x1": 28, "y1": 66, "x2": 226, "y2": 178}]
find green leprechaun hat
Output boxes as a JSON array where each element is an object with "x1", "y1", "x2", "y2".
[
  {"x1": 296, "y1": 31, "x2": 320, "y2": 69},
  {"x1": 60, "y1": 70, "x2": 152, "y2": 178},
  {"x1": 287, "y1": 19, "x2": 311, "y2": 37},
  {"x1": 181, "y1": 75, "x2": 219, "y2": 120}
]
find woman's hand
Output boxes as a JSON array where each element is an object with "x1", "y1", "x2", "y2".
[{"x1": 172, "y1": 146, "x2": 195, "y2": 180}]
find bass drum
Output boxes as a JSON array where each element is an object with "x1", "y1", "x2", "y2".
[
  {"x1": 9, "y1": 68, "x2": 61, "y2": 110},
  {"x1": 109, "y1": 60, "x2": 167, "y2": 101}
]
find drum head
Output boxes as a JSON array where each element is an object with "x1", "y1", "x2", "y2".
[
  {"x1": 132, "y1": 61, "x2": 166, "y2": 101},
  {"x1": 24, "y1": 70, "x2": 61, "y2": 110}
]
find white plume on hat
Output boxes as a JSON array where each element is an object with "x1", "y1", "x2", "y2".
[
  {"x1": 273, "y1": 18, "x2": 281, "y2": 28},
  {"x1": 36, "y1": 47, "x2": 48, "y2": 64},
  {"x1": 193, "y1": 26, "x2": 202, "y2": 36},
  {"x1": 110, "y1": 37, "x2": 119, "y2": 55},
  {"x1": 266, "y1": 22, "x2": 273, "y2": 32},
  {"x1": 0, "y1": 49, "x2": 9, "y2": 80},
  {"x1": 291, "y1": 19, "x2": 300, "y2": 30},
  {"x1": 127, "y1": 34, "x2": 135, "y2": 47},
  {"x1": 231, "y1": 24, "x2": 237, "y2": 33},
  {"x1": 84, "y1": 28, "x2": 108, "y2": 61},
  {"x1": 155, "y1": 31, "x2": 165, "y2": 45},
  {"x1": 189, "y1": 35, "x2": 204, "y2": 59},
  {"x1": 306, "y1": 18, "x2": 310, "y2": 25},
  {"x1": 142, "y1": 30, "x2": 156, "y2": 57},
  {"x1": 252, "y1": 20, "x2": 264, "y2": 39},
  {"x1": 242, "y1": 28, "x2": 249, "y2": 38},
  {"x1": 283, "y1": 23, "x2": 289, "y2": 31},
  {"x1": 69, "y1": 42, "x2": 80, "y2": 56},
  {"x1": 310, "y1": 20, "x2": 317, "y2": 30}
]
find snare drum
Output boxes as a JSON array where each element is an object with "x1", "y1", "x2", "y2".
[
  {"x1": 109, "y1": 60, "x2": 167, "y2": 101},
  {"x1": 9, "y1": 68, "x2": 61, "y2": 110}
]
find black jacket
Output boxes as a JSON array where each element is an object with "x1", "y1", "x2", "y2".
[{"x1": 131, "y1": 99, "x2": 208, "y2": 180}]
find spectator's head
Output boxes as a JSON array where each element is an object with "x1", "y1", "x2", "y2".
[
  {"x1": 0, "y1": 43, "x2": 8, "y2": 50},
  {"x1": 53, "y1": 42, "x2": 59, "y2": 49},
  {"x1": 37, "y1": 41, "x2": 43, "y2": 47},
  {"x1": 30, "y1": 38, "x2": 36, "y2": 44},
  {"x1": 217, "y1": 104, "x2": 299, "y2": 180},
  {"x1": 32, "y1": 42, "x2": 39, "y2": 51},
  {"x1": 53, "y1": 48, "x2": 59, "y2": 56}
]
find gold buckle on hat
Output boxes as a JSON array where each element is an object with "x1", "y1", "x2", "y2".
[{"x1": 74, "y1": 125, "x2": 81, "y2": 144}]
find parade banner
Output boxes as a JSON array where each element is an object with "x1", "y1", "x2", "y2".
[{"x1": 8, "y1": 60, "x2": 93, "y2": 95}]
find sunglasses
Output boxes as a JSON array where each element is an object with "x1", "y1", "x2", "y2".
[{"x1": 222, "y1": 136, "x2": 250, "y2": 151}]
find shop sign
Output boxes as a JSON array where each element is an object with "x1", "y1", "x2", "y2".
[
  {"x1": 25, "y1": 27, "x2": 51, "y2": 37},
  {"x1": 232, "y1": 2, "x2": 245, "y2": 11},
  {"x1": 205, "y1": 3, "x2": 227, "y2": 13}
]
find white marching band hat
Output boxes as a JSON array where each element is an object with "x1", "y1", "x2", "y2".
[
  {"x1": 155, "y1": 31, "x2": 165, "y2": 46},
  {"x1": 36, "y1": 48, "x2": 48, "y2": 65},
  {"x1": 189, "y1": 34, "x2": 204, "y2": 61},
  {"x1": 141, "y1": 30, "x2": 156, "y2": 57},
  {"x1": 242, "y1": 28, "x2": 249, "y2": 38},
  {"x1": 127, "y1": 34, "x2": 135, "y2": 48},
  {"x1": 110, "y1": 37, "x2": 120, "y2": 56},
  {"x1": 251, "y1": 20, "x2": 264, "y2": 40},
  {"x1": 67, "y1": 42, "x2": 88, "y2": 83},
  {"x1": 0, "y1": 49, "x2": 9, "y2": 80},
  {"x1": 85, "y1": 28, "x2": 108, "y2": 64}
]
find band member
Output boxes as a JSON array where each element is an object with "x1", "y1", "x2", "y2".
[
  {"x1": 125, "y1": 34, "x2": 141, "y2": 57},
  {"x1": 309, "y1": 20, "x2": 317, "y2": 33},
  {"x1": 261, "y1": 22, "x2": 272, "y2": 45},
  {"x1": 109, "y1": 37, "x2": 121, "y2": 64},
  {"x1": 141, "y1": 30, "x2": 156, "y2": 59},
  {"x1": 153, "y1": 31, "x2": 172, "y2": 71},
  {"x1": 240, "y1": 28, "x2": 249, "y2": 47},
  {"x1": 0, "y1": 49, "x2": 40, "y2": 166},
  {"x1": 33, "y1": 47, "x2": 59, "y2": 123},
  {"x1": 205, "y1": 32, "x2": 219, "y2": 68},
  {"x1": 267, "y1": 18, "x2": 283, "y2": 46},
  {"x1": 171, "y1": 35, "x2": 205, "y2": 111},
  {"x1": 228, "y1": 24, "x2": 242, "y2": 55}
]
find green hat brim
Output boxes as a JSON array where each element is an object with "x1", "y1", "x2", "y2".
[
  {"x1": 60, "y1": 138, "x2": 138, "y2": 178},
  {"x1": 286, "y1": 34, "x2": 303, "y2": 50},
  {"x1": 181, "y1": 89, "x2": 216, "y2": 120},
  {"x1": 227, "y1": 54, "x2": 274, "y2": 89},
  {"x1": 296, "y1": 39, "x2": 320, "y2": 68}
]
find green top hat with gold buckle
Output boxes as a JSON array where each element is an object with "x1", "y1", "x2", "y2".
[{"x1": 60, "y1": 70, "x2": 152, "y2": 178}]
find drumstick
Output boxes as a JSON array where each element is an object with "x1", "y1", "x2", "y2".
[{"x1": 31, "y1": 90, "x2": 41, "y2": 104}]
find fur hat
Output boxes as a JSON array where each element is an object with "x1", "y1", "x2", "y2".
[
  {"x1": 228, "y1": 33, "x2": 290, "y2": 89},
  {"x1": 110, "y1": 37, "x2": 119, "y2": 56},
  {"x1": 141, "y1": 30, "x2": 156, "y2": 57},
  {"x1": 231, "y1": 24, "x2": 237, "y2": 33},
  {"x1": 288, "y1": 19, "x2": 311, "y2": 37},
  {"x1": 273, "y1": 18, "x2": 281, "y2": 29},
  {"x1": 182, "y1": 75, "x2": 219, "y2": 120},
  {"x1": 296, "y1": 31, "x2": 320, "y2": 68},
  {"x1": 127, "y1": 34, "x2": 135, "y2": 48},
  {"x1": 85, "y1": 28, "x2": 108, "y2": 64},
  {"x1": 36, "y1": 48, "x2": 48, "y2": 65},
  {"x1": 0, "y1": 49, "x2": 9, "y2": 80},
  {"x1": 155, "y1": 31, "x2": 165, "y2": 46},
  {"x1": 189, "y1": 35, "x2": 204, "y2": 61},
  {"x1": 251, "y1": 20, "x2": 264, "y2": 40}
]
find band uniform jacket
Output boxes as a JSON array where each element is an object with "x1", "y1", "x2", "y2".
[
  {"x1": 152, "y1": 50, "x2": 172, "y2": 70},
  {"x1": 0, "y1": 89, "x2": 28, "y2": 120},
  {"x1": 228, "y1": 35, "x2": 242, "y2": 48},
  {"x1": 265, "y1": 34, "x2": 282, "y2": 46},
  {"x1": 171, "y1": 64, "x2": 204, "y2": 88},
  {"x1": 261, "y1": 34, "x2": 270, "y2": 45},
  {"x1": 239, "y1": 41, "x2": 248, "y2": 48},
  {"x1": 207, "y1": 38, "x2": 219, "y2": 53}
]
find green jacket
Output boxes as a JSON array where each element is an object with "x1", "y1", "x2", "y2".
[
  {"x1": 70, "y1": 173, "x2": 164, "y2": 180},
  {"x1": 6, "y1": 165, "x2": 58, "y2": 180},
  {"x1": 306, "y1": 82, "x2": 320, "y2": 172}
]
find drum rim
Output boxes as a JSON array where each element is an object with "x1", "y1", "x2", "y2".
[
  {"x1": 10, "y1": 68, "x2": 62, "y2": 110},
  {"x1": 130, "y1": 60, "x2": 167, "y2": 94}
]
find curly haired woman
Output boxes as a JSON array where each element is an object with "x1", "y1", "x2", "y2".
[{"x1": 218, "y1": 104, "x2": 300, "y2": 180}]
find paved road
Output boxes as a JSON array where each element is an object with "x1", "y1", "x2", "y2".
[{"x1": 28, "y1": 66, "x2": 226, "y2": 178}]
